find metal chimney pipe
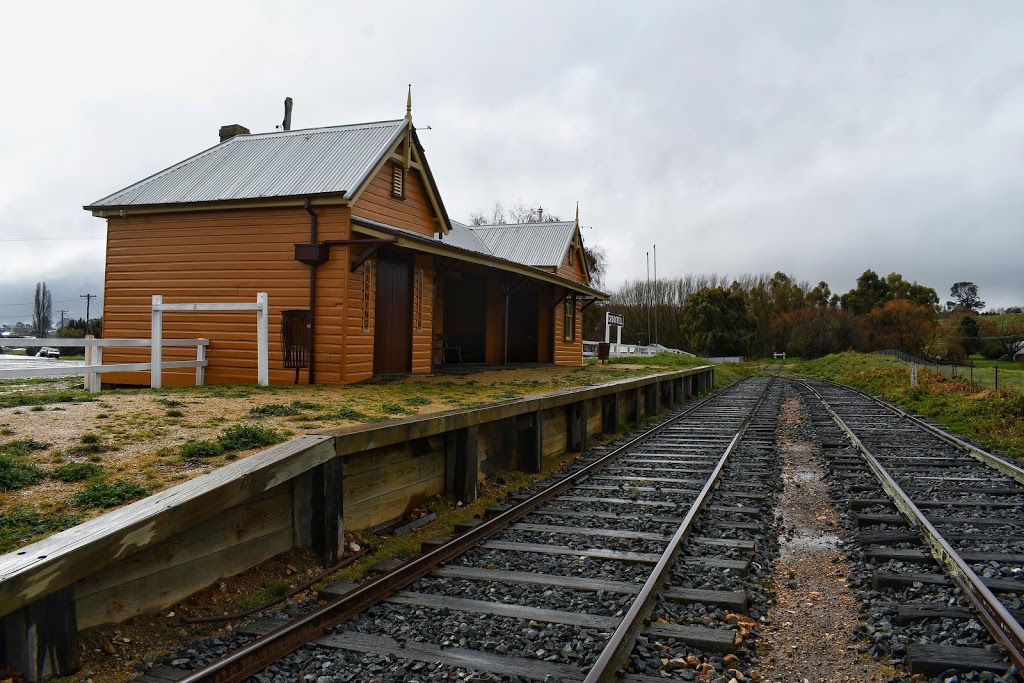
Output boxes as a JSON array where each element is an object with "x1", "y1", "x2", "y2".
[{"x1": 283, "y1": 97, "x2": 293, "y2": 131}]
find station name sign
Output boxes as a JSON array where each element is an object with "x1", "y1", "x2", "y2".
[{"x1": 606, "y1": 312, "x2": 624, "y2": 327}]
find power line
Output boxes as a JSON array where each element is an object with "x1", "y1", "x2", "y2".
[{"x1": 0, "y1": 236, "x2": 103, "y2": 242}]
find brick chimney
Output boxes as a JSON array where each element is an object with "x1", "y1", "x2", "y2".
[{"x1": 218, "y1": 124, "x2": 250, "y2": 142}]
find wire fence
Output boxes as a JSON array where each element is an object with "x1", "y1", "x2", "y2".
[{"x1": 874, "y1": 349, "x2": 1023, "y2": 395}]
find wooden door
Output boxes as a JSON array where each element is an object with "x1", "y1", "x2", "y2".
[
  {"x1": 374, "y1": 251, "x2": 413, "y2": 374},
  {"x1": 508, "y1": 291, "x2": 539, "y2": 363}
]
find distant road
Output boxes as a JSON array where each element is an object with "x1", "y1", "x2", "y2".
[{"x1": 0, "y1": 355, "x2": 85, "y2": 375}]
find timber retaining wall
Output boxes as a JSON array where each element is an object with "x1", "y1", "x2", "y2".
[{"x1": 0, "y1": 366, "x2": 714, "y2": 680}]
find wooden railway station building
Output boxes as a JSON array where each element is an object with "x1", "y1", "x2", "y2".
[{"x1": 85, "y1": 101, "x2": 606, "y2": 386}]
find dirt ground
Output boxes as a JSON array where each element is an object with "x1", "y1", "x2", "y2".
[{"x1": 757, "y1": 395, "x2": 892, "y2": 682}]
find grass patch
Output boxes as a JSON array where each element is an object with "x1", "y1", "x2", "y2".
[
  {"x1": 73, "y1": 480, "x2": 151, "y2": 508},
  {"x1": 0, "y1": 507, "x2": 82, "y2": 552},
  {"x1": 248, "y1": 403, "x2": 301, "y2": 417},
  {"x1": 0, "y1": 439, "x2": 50, "y2": 457},
  {"x1": 378, "y1": 403, "x2": 411, "y2": 415},
  {"x1": 403, "y1": 396, "x2": 431, "y2": 406},
  {"x1": 165, "y1": 409, "x2": 185, "y2": 418},
  {"x1": 217, "y1": 424, "x2": 284, "y2": 451},
  {"x1": 180, "y1": 439, "x2": 225, "y2": 458},
  {"x1": 335, "y1": 407, "x2": 368, "y2": 422},
  {"x1": 51, "y1": 462, "x2": 105, "y2": 482},
  {"x1": 0, "y1": 387, "x2": 96, "y2": 409},
  {"x1": 68, "y1": 433, "x2": 107, "y2": 455},
  {"x1": 0, "y1": 456, "x2": 45, "y2": 491},
  {"x1": 789, "y1": 352, "x2": 1024, "y2": 461}
]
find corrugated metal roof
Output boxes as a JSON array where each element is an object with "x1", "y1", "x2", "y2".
[
  {"x1": 469, "y1": 221, "x2": 576, "y2": 268},
  {"x1": 351, "y1": 216, "x2": 606, "y2": 298},
  {"x1": 444, "y1": 220, "x2": 493, "y2": 255},
  {"x1": 87, "y1": 120, "x2": 408, "y2": 208}
]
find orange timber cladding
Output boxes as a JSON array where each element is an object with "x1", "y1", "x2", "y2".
[{"x1": 100, "y1": 158, "x2": 583, "y2": 385}]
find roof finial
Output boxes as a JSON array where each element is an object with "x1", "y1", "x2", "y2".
[
  {"x1": 405, "y1": 84, "x2": 413, "y2": 121},
  {"x1": 575, "y1": 201, "x2": 579, "y2": 226}
]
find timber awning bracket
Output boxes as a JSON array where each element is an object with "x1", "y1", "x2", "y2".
[{"x1": 292, "y1": 238, "x2": 398, "y2": 267}]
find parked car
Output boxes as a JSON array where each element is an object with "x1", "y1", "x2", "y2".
[{"x1": 35, "y1": 347, "x2": 60, "y2": 358}]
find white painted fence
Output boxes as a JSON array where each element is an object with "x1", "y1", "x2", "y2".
[
  {"x1": 0, "y1": 293, "x2": 269, "y2": 391},
  {"x1": 0, "y1": 337, "x2": 209, "y2": 391},
  {"x1": 151, "y1": 292, "x2": 268, "y2": 388}
]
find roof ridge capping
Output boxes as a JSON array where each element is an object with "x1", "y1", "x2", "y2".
[{"x1": 233, "y1": 118, "x2": 406, "y2": 140}]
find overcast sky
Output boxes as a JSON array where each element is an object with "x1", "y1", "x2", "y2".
[{"x1": 2, "y1": 1, "x2": 1022, "y2": 326}]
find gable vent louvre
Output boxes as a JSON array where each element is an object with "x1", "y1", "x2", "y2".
[{"x1": 391, "y1": 163, "x2": 405, "y2": 198}]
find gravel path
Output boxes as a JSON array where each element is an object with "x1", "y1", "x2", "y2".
[{"x1": 759, "y1": 392, "x2": 892, "y2": 682}]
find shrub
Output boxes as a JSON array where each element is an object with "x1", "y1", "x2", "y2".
[
  {"x1": 51, "y1": 462, "x2": 105, "y2": 482},
  {"x1": 180, "y1": 439, "x2": 225, "y2": 458},
  {"x1": 73, "y1": 480, "x2": 150, "y2": 508},
  {"x1": 0, "y1": 456, "x2": 45, "y2": 491},
  {"x1": 217, "y1": 424, "x2": 284, "y2": 451}
]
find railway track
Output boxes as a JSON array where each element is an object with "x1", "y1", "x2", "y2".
[
  {"x1": 796, "y1": 379, "x2": 1024, "y2": 679},
  {"x1": 134, "y1": 376, "x2": 782, "y2": 683}
]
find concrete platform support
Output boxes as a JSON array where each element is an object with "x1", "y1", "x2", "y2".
[
  {"x1": 1, "y1": 586, "x2": 80, "y2": 682},
  {"x1": 446, "y1": 426, "x2": 479, "y2": 504}
]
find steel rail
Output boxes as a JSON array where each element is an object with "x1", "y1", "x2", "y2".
[
  {"x1": 814, "y1": 378, "x2": 1024, "y2": 486},
  {"x1": 177, "y1": 380, "x2": 749, "y2": 683},
  {"x1": 798, "y1": 379, "x2": 1024, "y2": 674},
  {"x1": 584, "y1": 376, "x2": 776, "y2": 682}
]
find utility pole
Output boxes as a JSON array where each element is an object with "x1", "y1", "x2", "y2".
[
  {"x1": 58, "y1": 310, "x2": 70, "y2": 330},
  {"x1": 653, "y1": 244, "x2": 658, "y2": 347},
  {"x1": 81, "y1": 294, "x2": 97, "y2": 334},
  {"x1": 646, "y1": 251, "x2": 651, "y2": 347}
]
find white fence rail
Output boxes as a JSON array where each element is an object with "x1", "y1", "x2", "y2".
[
  {"x1": 0, "y1": 337, "x2": 209, "y2": 392},
  {"x1": 583, "y1": 341, "x2": 693, "y2": 359},
  {"x1": 0, "y1": 292, "x2": 269, "y2": 391},
  {"x1": 151, "y1": 292, "x2": 268, "y2": 389}
]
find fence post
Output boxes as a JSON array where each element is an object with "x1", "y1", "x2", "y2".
[
  {"x1": 257, "y1": 292, "x2": 269, "y2": 386},
  {"x1": 83, "y1": 335, "x2": 95, "y2": 392},
  {"x1": 196, "y1": 340, "x2": 207, "y2": 386},
  {"x1": 151, "y1": 295, "x2": 163, "y2": 389}
]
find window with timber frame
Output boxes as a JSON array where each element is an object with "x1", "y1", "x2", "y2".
[{"x1": 564, "y1": 292, "x2": 576, "y2": 341}]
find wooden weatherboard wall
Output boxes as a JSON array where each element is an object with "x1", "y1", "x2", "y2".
[{"x1": 0, "y1": 366, "x2": 712, "y2": 681}]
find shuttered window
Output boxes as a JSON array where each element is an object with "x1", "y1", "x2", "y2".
[{"x1": 391, "y1": 163, "x2": 405, "y2": 198}]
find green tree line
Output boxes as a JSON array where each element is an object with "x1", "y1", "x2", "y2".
[{"x1": 588, "y1": 271, "x2": 1022, "y2": 360}]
